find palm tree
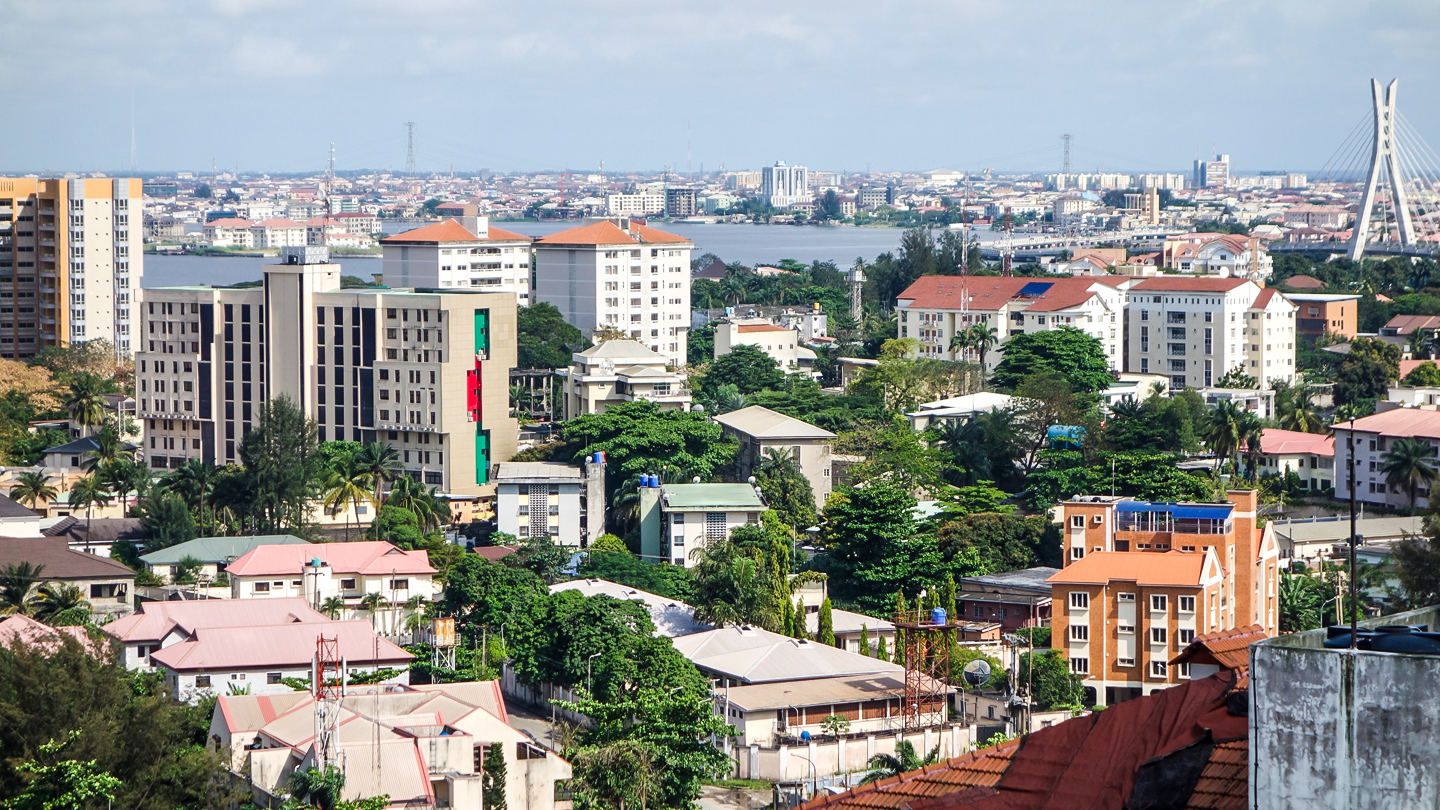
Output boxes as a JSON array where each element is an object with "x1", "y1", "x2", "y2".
[
  {"x1": 860, "y1": 740, "x2": 940, "y2": 784},
  {"x1": 81, "y1": 426, "x2": 132, "y2": 474},
  {"x1": 319, "y1": 596, "x2": 346, "y2": 620},
  {"x1": 355, "y1": 442, "x2": 403, "y2": 505},
  {"x1": 27, "y1": 582, "x2": 90, "y2": 623},
  {"x1": 358, "y1": 591, "x2": 388, "y2": 631},
  {"x1": 322, "y1": 455, "x2": 375, "y2": 543},
  {"x1": 101, "y1": 460, "x2": 151, "y2": 519},
  {"x1": 1276, "y1": 384, "x2": 1322, "y2": 433},
  {"x1": 759, "y1": 446, "x2": 800, "y2": 478},
  {"x1": 0, "y1": 562, "x2": 44, "y2": 616},
  {"x1": 967, "y1": 323, "x2": 1000, "y2": 371},
  {"x1": 65, "y1": 376, "x2": 110, "y2": 438},
  {"x1": 10, "y1": 472, "x2": 57, "y2": 509},
  {"x1": 1205, "y1": 400, "x2": 1245, "y2": 473},
  {"x1": 288, "y1": 766, "x2": 346, "y2": 810},
  {"x1": 1109, "y1": 396, "x2": 1144, "y2": 420},
  {"x1": 67, "y1": 476, "x2": 111, "y2": 534},
  {"x1": 165, "y1": 459, "x2": 218, "y2": 532},
  {"x1": 1380, "y1": 437, "x2": 1440, "y2": 510}
]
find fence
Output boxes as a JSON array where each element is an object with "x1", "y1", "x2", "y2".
[{"x1": 731, "y1": 724, "x2": 974, "y2": 785}]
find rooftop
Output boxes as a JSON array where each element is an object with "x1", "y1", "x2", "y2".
[
  {"x1": 1130, "y1": 277, "x2": 1252, "y2": 292},
  {"x1": 671, "y1": 625, "x2": 901, "y2": 684},
  {"x1": 379, "y1": 219, "x2": 529, "y2": 244},
  {"x1": 149, "y1": 619, "x2": 410, "y2": 672},
  {"x1": 549, "y1": 578, "x2": 711, "y2": 637},
  {"x1": 494, "y1": 462, "x2": 584, "y2": 482},
  {"x1": 225, "y1": 541, "x2": 434, "y2": 578},
  {"x1": 724, "y1": 671, "x2": 942, "y2": 713},
  {"x1": 0, "y1": 537, "x2": 136, "y2": 580},
  {"x1": 1331, "y1": 407, "x2": 1440, "y2": 439},
  {"x1": 661, "y1": 483, "x2": 766, "y2": 512},
  {"x1": 1047, "y1": 550, "x2": 1213, "y2": 588},
  {"x1": 139, "y1": 534, "x2": 310, "y2": 566},
  {"x1": 1259, "y1": 428, "x2": 1333, "y2": 457},
  {"x1": 535, "y1": 219, "x2": 691, "y2": 247},
  {"x1": 959, "y1": 567, "x2": 1063, "y2": 593},
  {"x1": 104, "y1": 597, "x2": 329, "y2": 644},
  {"x1": 713, "y1": 405, "x2": 836, "y2": 440}
]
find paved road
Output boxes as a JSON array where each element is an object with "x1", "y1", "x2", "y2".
[{"x1": 503, "y1": 696, "x2": 570, "y2": 752}]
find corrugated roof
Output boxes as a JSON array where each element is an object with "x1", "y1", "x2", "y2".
[
  {"x1": 723, "y1": 672, "x2": 944, "y2": 712},
  {"x1": 535, "y1": 220, "x2": 692, "y2": 247},
  {"x1": 104, "y1": 597, "x2": 329, "y2": 644},
  {"x1": 1047, "y1": 551, "x2": 1204, "y2": 587},
  {"x1": 139, "y1": 534, "x2": 310, "y2": 566},
  {"x1": 713, "y1": 405, "x2": 837, "y2": 440},
  {"x1": 226, "y1": 541, "x2": 434, "y2": 577},
  {"x1": 1332, "y1": 407, "x2": 1440, "y2": 439},
  {"x1": 494, "y1": 462, "x2": 583, "y2": 481},
  {"x1": 1171, "y1": 624, "x2": 1267, "y2": 669},
  {"x1": 672, "y1": 625, "x2": 900, "y2": 683},
  {"x1": 0, "y1": 537, "x2": 135, "y2": 579},
  {"x1": 549, "y1": 578, "x2": 710, "y2": 638},
  {"x1": 1259, "y1": 428, "x2": 1333, "y2": 456},
  {"x1": 661, "y1": 483, "x2": 765, "y2": 511},
  {"x1": 149, "y1": 620, "x2": 410, "y2": 671}
]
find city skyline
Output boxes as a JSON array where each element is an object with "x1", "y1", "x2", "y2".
[{"x1": 2, "y1": 1, "x2": 1438, "y2": 175}]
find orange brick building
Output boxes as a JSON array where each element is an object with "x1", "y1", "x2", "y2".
[{"x1": 1046, "y1": 490, "x2": 1279, "y2": 705}]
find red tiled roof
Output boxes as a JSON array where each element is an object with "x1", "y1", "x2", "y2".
[
  {"x1": 736, "y1": 324, "x2": 792, "y2": 333},
  {"x1": 535, "y1": 219, "x2": 691, "y2": 247},
  {"x1": 1252, "y1": 288, "x2": 1278, "y2": 307},
  {"x1": 896, "y1": 276, "x2": 1111, "y2": 312},
  {"x1": 1382, "y1": 314, "x2": 1440, "y2": 335},
  {"x1": 1171, "y1": 624, "x2": 1267, "y2": 669},
  {"x1": 206, "y1": 218, "x2": 254, "y2": 228},
  {"x1": 802, "y1": 672, "x2": 1247, "y2": 810},
  {"x1": 1281, "y1": 275, "x2": 1325, "y2": 289},
  {"x1": 1047, "y1": 550, "x2": 1204, "y2": 588},
  {"x1": 226, "y1": 541, "x2": 435, "y2": 577},
  {"x1": 1331, "y1": 407, "x2": 1440, "y2": 439},
  {"x1": 1130, "y1": 277, "x2": 1251, "y2": 292},
  {"x1": 1185, "y1": 740, "x2": 1248, "y2": 810},
  {"x1": 381, "y1": 220, "x2": 481, "y2": 244},
  {"x1": 1259, "y1": 428, "x2": 1333, "y2": 457}
]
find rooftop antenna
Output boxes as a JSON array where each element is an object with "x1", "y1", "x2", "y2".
[{"x1": 405, "y1": 122, "x2": 417, "y2": 176}]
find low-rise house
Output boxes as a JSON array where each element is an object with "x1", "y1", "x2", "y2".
[
  {"x1": 152, "y1": 618, "x2": 410, "y2": 701},
  {"x1": 203, "y1": 217, "x2": 256, "y2": 248},
  {"x1": 1270, "y1": 515, "x2": 1425, "y2": 565},
  {"x1": 713, "y1": 319, "x2": 815, "y2": 374},
  {"x1": 105, "y1": 597, "x2": 330, "y2": 670},
  {"x1": 549, "y1": 578, "x2": 710, "y2": 637},
  {"x1": 212, "y1": 681, "x2": 571, "y2": 810},
  {"x1": 40, "y1": 435, "x2": 140, "y2": 471},
  {"x1": 904, "y1": 392, "x2": 1016, "y2": 432},
  {"x1": 673, "y1": 625, "x2": 902, "y2": 686},
  {"x1": 957, "y1": 567, "x2": 1058, "y2": 630},
  {"x1": 139, "y1": 534, "x2": 312, "y2": 583},
  {"x1": 0, "y1": 536, "x2": 135, "y2": 618},
  {"x1": 721, "y1": 671, "x2": 951, "y2": 747},
  {"x1": 224, "y1": 541, "x2": 437, "y2": 634},
  {"x1": 1287, "y1": 293, "x2": 1361, "y2": 339},
  {"x1": 0, "y1": 614, "x2": 100, "y2": 654},
  {"x1": 638, "y1": 481, "x2": 766, "y2": 568},
  {"x1": 1332, "y1": 409, "x2": 1440, "y2": 508},
  {"x1": 494, "y1": 459, "x2": 605, "y2": 547},
  {"x1": 714, "y1": 405, "x2": 836, "y2": 509},
  {"x1": 1258, "y1": 428, "x2": 1334, "y2": 491},
  {"x1": 555, "y1": 340, "x2": 692, "y2": 417}
]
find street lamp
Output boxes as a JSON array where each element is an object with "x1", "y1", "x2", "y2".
[
  {"x1": 789, "y1": 751, "x2": 818, "y2": 798},
  {"x1": 587, "y1": 652, "x2": 602, "y2": 693}
]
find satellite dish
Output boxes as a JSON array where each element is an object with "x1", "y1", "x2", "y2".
[{"x1": 962, "y1": 659, "x2": 992, "y2": 687}]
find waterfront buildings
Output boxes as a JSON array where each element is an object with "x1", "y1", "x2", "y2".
[
  {"x1": 0, "y1": 177, "x2": 142, "y2": 357},
  {"x1": 380, "y1": 218, "x2": 533, "y2": 302},
  {"x1": 135, "y1": 246, "x2": 517, "y2": 496},
  {"x1": 533, "y1": 218, "x2": 693, "y2": 367},
  {"x1": 1047, "y1": 490, "x2": 1279, "y2": 704},
  {"x1": 760, "y1": 161, "x2": 811, "y2": 208}
]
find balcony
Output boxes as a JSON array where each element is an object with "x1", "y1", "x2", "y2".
[{"x1": 1167, "y1": 344, "x2": 1187, "y2": 356}]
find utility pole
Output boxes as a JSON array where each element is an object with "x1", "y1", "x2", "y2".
[
  {"x1": 1348, "y1": 417, "x2": 1358, "y2": 648},
  {"x1": 405, "y1": 122, "x2": 417, "y2": 176}
]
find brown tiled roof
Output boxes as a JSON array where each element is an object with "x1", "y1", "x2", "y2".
[
  {"x1": 1280, "y1": 275, "x2": 1325, "y2": 289},
  {"x1": 0, "y1": 537, "x2": 135, "y2": 580},
  {"x1": 1185, "y1": 740, "x2": 1248, "y2": 810},
  {"x1": 1170, "y1": 624, "x2": 1266, "y2": 670},
  {"x1": 381, "y1": 220, "x2": 482, "y2": 243},
  {"x1": 801, "y1": 742, "x2": 1019, "y2": 810}
]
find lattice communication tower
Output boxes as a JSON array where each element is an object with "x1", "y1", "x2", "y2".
[{"x1": 894, "y1": 606, "x2": 956, "y2": 731}]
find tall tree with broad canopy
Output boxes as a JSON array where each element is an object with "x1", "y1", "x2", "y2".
[
  {"x1": 701, "y1": 344, "x2": 786, "y2": 395},
  {"x1": 517, "y1": 302, "x2": 590, "y2": 369},
  {"x1": 988, "y1": 327, "x2": 1113, "y2": 394}
]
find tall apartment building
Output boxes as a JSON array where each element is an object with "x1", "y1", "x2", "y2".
[
  {"x1": 0, "y1": 177, "x2": 142, "y2": 358},
  {"x1": 895, "y1": 275, "x2": 1126, "y2": 371},
  {"x1": 533, "y1": 218, "x2": 692, "y2": 368},
  {"x1": 1124, "y1": 277, "x2": 1296, "y2": 391},
  {"x1": 664, "y1": 187, "x2": 698, "y2": 218},
  {"x1": 1193, "y1": 154, "x2": 1231, "y2": 189},
  {"x1": 1048, "y1": 490, "x2": 1280, "y2": 705},
  {"x1": 605, "y1": 191, "x2": 665, "y2": 216},
  {"x1": 135, "y1": 247, "x2": 516, "y2": 496},
  {"x1": 760, "y1": 162, "x2": 811, "y2": 208},
  {"x1": 380, "y1": 218, "x2": 533, "y2": 302}
]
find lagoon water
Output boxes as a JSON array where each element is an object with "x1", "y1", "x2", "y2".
[{"x1": 142, "y1": 223, "x2": 941, "y2": 288}]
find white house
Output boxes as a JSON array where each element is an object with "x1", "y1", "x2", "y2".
[
  {"x1": 713, "y1": 319, "x2": 814, "y2": 374},
  {"x1": 556, "y1": 339, "x2": 692, "y2": 417},
  {"x1": 494, "y1": 458, "x2": 605, "y2": 547},
  {"x1": 638, "y1": 482, "x2": 766, "y2": 568},
  {"x1": 1259, "y1": 428, "x2": 1334, "y2": 492},
  {"x1": 103, "y1": 597, "x2": 330, "y2": 672}
]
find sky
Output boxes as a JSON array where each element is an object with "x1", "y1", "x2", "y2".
[{"x1": 2, "y1": 0, "x2": 1439, "y2": 177}]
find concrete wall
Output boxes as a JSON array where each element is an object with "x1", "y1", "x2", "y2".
[
  {"x1": 730, "y1": 725, "x2": 973, "y2": 783},
  {"x1": 1251, "y1": 605, "x2": 1440, "y2": 810}
]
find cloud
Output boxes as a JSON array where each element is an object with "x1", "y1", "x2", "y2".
[{"x1": 228, "y1": 36, "x2": 327, "y2": 78}]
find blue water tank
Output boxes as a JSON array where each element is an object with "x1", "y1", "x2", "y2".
[
  {"x1": 931, "y1": 607, "x2": 947, "y2": 625},
  {"x1": 593, "y1": 451, "x2": 606, "y2": 464}
]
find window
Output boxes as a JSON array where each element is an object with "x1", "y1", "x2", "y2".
[
  {"x1": 340, "y1": 578, "x2": 356, "y2": 590},
  {"x1": 1178, "y1": 595, "x2": 1195, "y2": 612},
  {"x1": 1069, "y1": 657, "x2": 1089, "y2": 674},
  {"x1": 1118, "y1": 657, "x2": 1135, "y2": 667},
  {"x1": 1118, "y1": 592, "x2": 1135, "y2": 602},
  {"x1": 389, "y1": 578, "x2": 409, "y2": 591},
  {"x1": 1069, "y1": 625, "x2": 1089, "y2": 641},
  {"x1": 1150, "y1": 661, "x2": 1168, "y2": 678},
  {"x1": 194, "y1": 675, "x2": 211, "y2": 688},
  {"x1": 1177, "y1": 662, "x2": 1191, "y2": 678},
  {"x1": 706, "y1": 512, "x2": 727, "y2": 539},
  {"x1": 1069, "y1": 592, "x2": 1089, "y2": 609},
  {"x1": 1151, "y1": 627, "x2": 1168, "y2": 645},
  {"x1": 253, "y1": 582, "x2": 270, "y2": 593},
  {"x1": 267, "y1": 672, "x2": 282, "y2": 684},
  {"x1": 1178, "y1": 629, "x2": 1195, "y2": 645},
  {"x1": 1070, "y1": 546, "x2": 1085, "y2": 561},
  {"x1": 1071, "y1": 515, "x2": 1085, "y2": 528},
  {"x1": 1118, "y1": 624, "x2": 1135, "y2": 635},
  {"x1": 1151, "y1": 594, "x2": 1168, "y2": 612}
]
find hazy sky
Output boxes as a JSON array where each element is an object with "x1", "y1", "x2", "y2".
[{"x1": 3, "y1": 0, "x2": 1438, "y2": 176}]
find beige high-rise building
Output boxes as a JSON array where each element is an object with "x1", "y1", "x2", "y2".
[
  {"x1": 135, "y1": 247, "x2": 516, "y2": 497},
  {"x1": 0, "y1": 177, "x2": 143, "y2": 358}
]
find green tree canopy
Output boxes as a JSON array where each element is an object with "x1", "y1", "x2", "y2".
[
  {"x1": 1403, "y1": 361, "x2": 1440, "y2": 386},
  {"x1": 517, "y1": 302, "x2": 589, "y2": 369},
  {"x1": 701, "y1": 344, "x2": 785, "y2": 395},
  {"x1": 989, "y1": 327, "x2": 1113, "y2": 393},
  {"x1": 239, "y1": 396, "x2": 323, "y2": 533}
]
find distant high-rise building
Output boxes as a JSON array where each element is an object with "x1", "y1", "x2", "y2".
[
  {"x1": 380, "y1": 217, "x2": 533, "y2": 304},
  {"x1": 532, "y1": 218, "x2": 693, "y2": 367},
  {"x1": 1193, "y1": 154, "x2": 1231, "y2": 189},
  {"x1": 0, "y1": 177, "x2": 142, "y2": 358},
  {"x1": 664, "y1": 187, "x2": 698, "y2": 218},
  {"x1": 760, "y1": 162, "x2": 811, "y2": 208}
]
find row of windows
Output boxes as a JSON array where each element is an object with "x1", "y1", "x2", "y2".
[
  {"x1": 1069, "y1": 592, "x2": 1196, "y2": 612},
  {"x1": 1070, "y1": 625, "x2": 1196, "y2": 645},
  {"x1": 1068, "y1": 657, "x2": 1191, "y2": 678}
]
